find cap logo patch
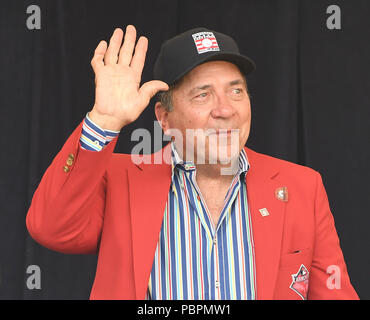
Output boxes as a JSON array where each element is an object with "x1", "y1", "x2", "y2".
[{"x1": 192, "y1": 31, "x2": 220, "y2": 54}]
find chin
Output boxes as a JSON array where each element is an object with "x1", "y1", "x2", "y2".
[{"x1": 204, "y1": 143, "x2": 239, "y2": 165}]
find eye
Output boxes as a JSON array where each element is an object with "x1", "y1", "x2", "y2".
[
  {"x1": 229, "y1": 87, "x2": 246, "y2": 100},
  {"x1": 193, "y1": 92, "x2": 208, "y2": 100},
  {"x1": 232, "y1": 88, "x2": 243, "y2": 94}
]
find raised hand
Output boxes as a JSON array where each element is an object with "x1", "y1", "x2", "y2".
[{"x1": 89, "y1": 25, "x2": 169, "y2": 131}]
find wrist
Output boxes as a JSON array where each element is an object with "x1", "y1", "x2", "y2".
[{"x1": 88, "y1": 108, "x2": 125, "y2": 132}]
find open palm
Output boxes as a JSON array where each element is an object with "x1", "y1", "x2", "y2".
[{"x1": 90, "y1": 25, "x2": 168, "y2": 131}]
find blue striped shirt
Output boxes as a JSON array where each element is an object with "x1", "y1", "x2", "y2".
[
  {"x1": 80, "y1": 116, "x2": 257, "y2": 300},
  {"x1": 79, "y1": 113, "x2": 120, "y2": 151}
]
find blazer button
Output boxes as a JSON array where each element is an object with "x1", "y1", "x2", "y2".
[
  {"x1": 66, "y1": 158, "x2": 74, "y2": 166},
  {"x1": 63, "y1": 166, "x2": 70, "y2": 173}
]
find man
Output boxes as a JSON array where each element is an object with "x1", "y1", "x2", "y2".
[{"x1": 26, "y1": 25, "x2": 358, "y2": 300}]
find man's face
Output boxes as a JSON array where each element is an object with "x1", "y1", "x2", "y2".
[{"x1": 160, "y1": 60, "x2": 251, "y2": 166}]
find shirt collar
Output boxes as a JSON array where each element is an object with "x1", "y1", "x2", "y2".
[{"x1": 170, "y1": 141, "x2": 250, "y2": 178}]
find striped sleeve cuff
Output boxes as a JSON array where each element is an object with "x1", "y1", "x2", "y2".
[{"x1": 79, "y1": 113, "x2": 120, "y2": 151}]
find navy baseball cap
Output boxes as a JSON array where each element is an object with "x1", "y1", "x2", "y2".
[{"x1": 153, "y1": 27, "x2": 256, "y2": 86}]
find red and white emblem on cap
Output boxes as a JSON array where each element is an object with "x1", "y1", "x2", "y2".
[
  {"x1": 192, "y1": 31, "x2": 220, "y2": 54},
  {"x1": 290, "y1": 264, "x2": 309, "y2": 300}
]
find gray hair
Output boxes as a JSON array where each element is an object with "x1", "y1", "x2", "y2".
[
  {"x1": 159, "y1": 89, "x2": 174, "y2": 112},
  {"x1": 158, "y1": 77, "x2": 184, "y2": 112}
]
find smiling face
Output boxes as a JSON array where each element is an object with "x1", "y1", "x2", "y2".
[{"x1": 155, "y1": 60, "x2": 252, "y2": 168}]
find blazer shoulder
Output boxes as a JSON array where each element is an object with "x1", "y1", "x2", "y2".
[{"x1": 245, "y1": 147, "x2": 321, "y2": 182}]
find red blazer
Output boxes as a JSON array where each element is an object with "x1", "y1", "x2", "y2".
[{"x1": 26, "y1": 122, "x2": 359, "y2": 300}]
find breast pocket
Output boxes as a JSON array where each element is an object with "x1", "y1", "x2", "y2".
[
  {"x1": 279, "y1": 247, "x2": 313, "y2": 269},
  {"x1": 275, "y1": 248, "x2": 313, "y2": 300}
]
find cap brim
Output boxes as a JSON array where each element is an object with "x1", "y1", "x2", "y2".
[{"x1": 170, "y1": 52, "x2": 256, "y2": 85}]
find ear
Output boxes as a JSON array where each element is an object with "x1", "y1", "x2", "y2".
[{"x1": 154, "y1": 101, "x2": 170, "y2": 135}]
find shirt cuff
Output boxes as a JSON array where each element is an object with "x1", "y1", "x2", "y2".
[{"x1": 79, "y1": 113, "x2": 120, "y2": 151}]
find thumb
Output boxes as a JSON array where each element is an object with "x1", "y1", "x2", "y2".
[{"x1": 139, "y1": 80, "x2": 169, "y2": 101}]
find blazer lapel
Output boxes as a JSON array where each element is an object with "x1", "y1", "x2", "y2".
[
  {"x1": 128, "y1": 145, "x2": 172, "y2": 299},
  {"x1": 245, "y1": 147, "x2": 287, "y2": 300}
]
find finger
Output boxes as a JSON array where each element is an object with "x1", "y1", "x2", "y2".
[
  {"x1": 104, "y1": 28, "x2": 124, "y2": 65},
  {"x1": 118, "y1": 25, "x2": 137, "y2": 66},
  {"x1": 139, "y1": 80, "x2": 169, "y2": 105},
  {"x1": 91, "y1": 40, "x2": 107, "y2": 71},
  {"x1": 130, "y1": 36, "x2": 148, "y2": 78}
]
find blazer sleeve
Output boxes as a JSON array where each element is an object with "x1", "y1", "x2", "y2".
[
  {"x1": 26, "y1": 121, "x2": 118, "y2": 254},
  {"x1": 308, "y1": 172, "x2": 359, "y2": 299}
]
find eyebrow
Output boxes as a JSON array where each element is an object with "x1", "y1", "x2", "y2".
[
  {"x1": 187, "y1": 79, "x2": 246, "y2": 96},
  {"x1": 229, "y1": 79, "x2": 246, "y2": 86},
  {"x1": 188, "y1": 84, "x2": 211, "y2": 96}
]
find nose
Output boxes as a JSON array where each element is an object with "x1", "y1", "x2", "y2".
[{"x1": 210, "y1": 92, "x2": 235, "y2": 119}]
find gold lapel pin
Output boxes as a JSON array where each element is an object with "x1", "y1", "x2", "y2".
[{"x1": 275, "y1": 186, "x2": 288, "y2": 202}]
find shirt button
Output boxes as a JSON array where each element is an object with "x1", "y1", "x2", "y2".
[
  {"x1": 215, "y1": 281, "x2": 220, "y2": 288},
  {"x1": 213, "y1": 237, "x2": 217, "y2": 245},
  {"x1": 63, "y1": 166, "x2": 70, "y2": 173}
]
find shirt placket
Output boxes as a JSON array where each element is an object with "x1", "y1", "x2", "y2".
[
  {"x1": 177, "y1": 168, "x2": 213, "y2": 298},
  {"x1": 184, "y1": 167, "x2": 243, "y2": 300},
  {"x1": 214, "y1": 177, "x2": 242, "y2": 300}
]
